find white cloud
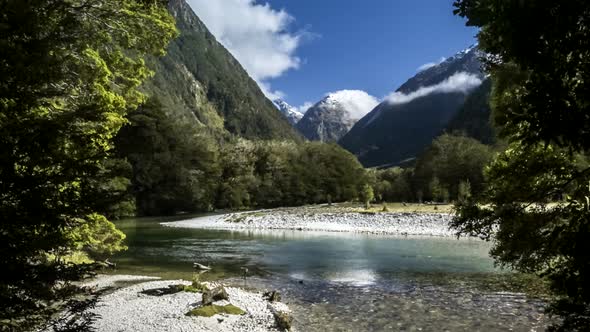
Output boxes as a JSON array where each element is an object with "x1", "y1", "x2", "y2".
[
  {"x1": 386, "y1": 72, "x2": 482, "y2": 105},
  {"x1": 417, "y1": 57, "x2": 447, "y2": 72},
  {"x1": 187, "y1": 0, "x2": 304, "y2": 99},
  {"x1": 258, "y1": 81, "x2": 285, "y2": 100},
  {"x1": 324, "y1": 90, "x2": 380, "y2": 119},
  {"x1": 295, "y1": 102, "x2": 314, "y2": 114}
]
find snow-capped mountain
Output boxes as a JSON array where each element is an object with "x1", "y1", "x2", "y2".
[
  {"x1": 273, "y1": 99, "x2": 304, "y2": 126},
  {"x1": 398, "y1": 44, "x2": 483, "y2": 94},
  {"x1": 339, "y1": 45, "x2": 485, "y2": 167},
  {"x1": 296, "y1": 90, "x2": 379, "y2": 142}
]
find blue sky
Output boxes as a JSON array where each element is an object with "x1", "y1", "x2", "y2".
[{"x1": 187, "y1": 0, "x2": 478, "y2": 110}]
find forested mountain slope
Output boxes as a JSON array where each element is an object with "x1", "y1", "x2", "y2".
[
  {"x1": 445, "y1": 79, "x2": 495, "y2": 144},
  {"x1": 141, "y1": 0, "x2": 301, "y2": 141}
]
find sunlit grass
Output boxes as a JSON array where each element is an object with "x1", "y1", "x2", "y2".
[{"x1": 338, "y1": 202, "x2": 454, "y2": 214}]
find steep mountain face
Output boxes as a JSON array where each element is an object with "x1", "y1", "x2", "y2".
[
  {"x1": 296, "y1": 90, "x2": 379, "y2": 143},
  {"x1": 339, "y1": 46, "x2": 485, "y2": 167},
  {"x1": 273, "y1": 99, "x2": 304, "y2": 125},
  {"x1": 140, "y1": 0, "x2": 300, "y2": 141},
  {"x1": 446, "y1": 79, "x2": 495, "y2": 144},
  {"x1": 398, "y1": 45, "x2": 482, "y2": 93}
]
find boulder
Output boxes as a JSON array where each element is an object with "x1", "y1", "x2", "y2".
[{"x1": 202, "y1": 286, "x2": 229, "y2": 305}]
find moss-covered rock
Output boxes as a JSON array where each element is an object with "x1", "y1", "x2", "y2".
[
  {"x1": 185, "y1": 304, "x2": 245, "y2": 317},
  {"x1": 183, "y1": 280, "x2": 209, "y2": 293}
]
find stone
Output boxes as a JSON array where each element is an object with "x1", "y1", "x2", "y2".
[
  {"x1": 268, "y1": 304, "x2": 293, "y2": 331},
  {"x1": 202, "y1": 286, "x2": 229, "y2": 305},
  {"x1": 263, "y1": 290, "x2": 282, "y2": 302}
]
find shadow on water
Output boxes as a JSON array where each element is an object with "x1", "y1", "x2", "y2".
[{"x1": 109, "y1": 216, "x2": 550, "y2": 331}]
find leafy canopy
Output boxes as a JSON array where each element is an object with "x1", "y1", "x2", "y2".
[
  {"x1": 452, "y1": 0, "x2": 590, "y2": 330},
  {"x1": 0, "y1": 0, "x2": 176, "y2": 330}
]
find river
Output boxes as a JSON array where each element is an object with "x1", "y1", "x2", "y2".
[{"x1": 110, "y1": 215, "x2": 549, "y2": 331}]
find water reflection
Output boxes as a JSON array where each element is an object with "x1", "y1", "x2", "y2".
[
  {"x1": 110, "y1": 217, "x2": 549, "y2": 331},
  {"x1": 113, "y1": 217, "x2": 497, "y2": 281},
  {"x1": 328, "y1": 269, "x2": 377, "y2": 286}
]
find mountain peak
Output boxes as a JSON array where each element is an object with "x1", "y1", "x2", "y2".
[
  {"x1": 398, "y1": 45, "x2": 483, "y2": 94},
  {"x1": 296, "y1": 90, "x2": 379, "y2": 142},
  {"x1": 273, "y1": 99, "x2": 304, "y2": 125},
  {"x1": 318, "y1": 90, "x2": 380, "y2": 120},
  {"x1": 339, "y1": 45, "x2": 486, "y2": 167}
]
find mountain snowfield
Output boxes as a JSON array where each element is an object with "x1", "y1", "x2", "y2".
[
  {"x1": 319, "y1": 90, "x2": 380, "y2": 120},
  {"x1": 295, "y1": 90, "x2": 379, "y2": 142},
  {"x1": 273, "y1": 99, "x2": 304, "y2": 125}
]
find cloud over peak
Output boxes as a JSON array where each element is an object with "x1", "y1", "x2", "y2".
[
  {"x1": 386, "y1": 72, "x2": 482, "y2": 105},
  {"x1": 324, "y1": 90, "x2": 380, "y2": 119},
  {"x1": 417, "y1": 57, "x2": 447, "y2": 72},
  {"x1": 187, "y1": 0, "x2": 305, "y2": 99},
  {"x1": 296, "y1": 102, "x2": 314, "y2": 114}
]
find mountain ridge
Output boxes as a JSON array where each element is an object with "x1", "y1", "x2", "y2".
[
  {"x1": 274, "y1": 99, "x2": 304, "y2": 125},
  {"x1": 140, "y1": 0, "x2": 301, "y2": 141},
  {"x1": 339, "y1": 46, "x2": 485, "y2": 167},
  {"x1": 296, "y1": 90, "x2": 379, "y2": 143}
]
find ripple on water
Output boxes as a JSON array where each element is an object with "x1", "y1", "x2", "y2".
[{"x1": 233, "y1": 276, "x2": 549, "y2": 332}]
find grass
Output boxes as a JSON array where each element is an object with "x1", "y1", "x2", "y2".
[
  {"x1": 182, "y1": 280, "x2": 209, "y2": 293},
  {"x1": 217, "y1": 202, "x2": 455, "y2": 222},
  {"x1": 185, "y1": 304, "x2": 246, "y2": 317},
  {"x1": 346, "y1": 202, "x2": 455, "y2": 214}
]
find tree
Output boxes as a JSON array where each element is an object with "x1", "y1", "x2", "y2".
[
  {"x1": 373, "y1": 167, "x2": 414, "y2": 203},
  {"x1": 457, "y1": 180, "x2": 472, "y2": 203},
  {"x1": 0, "y1": 1, "x2": 176, "y2": 330},
  {"x1": 360, "y1": 184, "x2": 375, "y2": 209},
  {"x1": 429, "y1": 177, "x2": 443, "y2": 203},
  {"x1": 452, "y1": 0, "x2": 590, "y2": 329},
  {"x1": 414, "y1": 134, "x2": 494, "y2": 200},
  {"x1": 115, "y1": 98, "x2": 221, "y2": 215}
]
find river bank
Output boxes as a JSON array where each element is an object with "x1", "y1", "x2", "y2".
[
  {"x1": 85, "y1": 275, "x2": 292, "y2": 332},
  {"x1": 100, "y1": 211, "x2": 551, "y2": 331},
  {"x1": 162, "y1": 204, "x2": 456, "y2": 237}
]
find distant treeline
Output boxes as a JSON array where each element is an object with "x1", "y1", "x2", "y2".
[
  {"x1": 370, "y1": 134, "x2": 495, "y2": 204},
  {"x1": 110, "y1": 97, "x2": 496, "y2": 218},
  {"x1": 113, "y1": 98, "x2": 368, "y2": 217}
]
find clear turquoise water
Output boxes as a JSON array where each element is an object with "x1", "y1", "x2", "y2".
[{"x1": 111, "y1": 216, "x2": 548, "y2": 331}]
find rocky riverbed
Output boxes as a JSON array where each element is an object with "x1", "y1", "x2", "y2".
[
  {"x1": 86, "y1": 275, "x2": 292, "y2": 332},
  {"x1": 163, "y1": 205, "x2": 456, "y2": 237}
]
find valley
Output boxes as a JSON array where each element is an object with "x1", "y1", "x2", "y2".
[{"x1": 3, "y1": 0, "x2": 588, "y2": 331}]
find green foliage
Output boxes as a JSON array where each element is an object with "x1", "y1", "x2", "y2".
[
  {"x1": 455, "y1": 0, "x2": 590, "y2": 151},
  {"x1": 446, "y1": 79, "x2": 496, "y2": 144},
  {"x1": 429, "y1": 177, "x2": 444, "y2": 203},
  {"x1": 116, "y1": 98, "x2": 220, "y2": 215},
  {"x1": 219, "y1": 141, "x2": 367, "y2": 209},
  {"x1": 141, "y1": 0, "x2": 301, "y2": 142},
  {"x1": 70, "y1": 214, "x2": 128, "y2": 262},
  {"x1": 116, "y1": 104, "x2": 368, "y2": 214},
  {"x1": 457, "y1": 180, "x2": 472, "y2": 203},
  {"x1": 415, "y1": 134, "x2": 494, "y2": 201},
  {"x1": 183, "y1": 280, "x2": 209, "y2": 293},
  {"x1": 453, "y1": 0, "x2": 590, "y2": 329},
  {"x1": 360, "y1": 184, "x2": 375, "y2": 209},
  {"x1": 0, "y1": 0, "x2": 176, "y2": 330},
  {"x1": 372, "y1": 167, "x2": 414, "y2": 202}
]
